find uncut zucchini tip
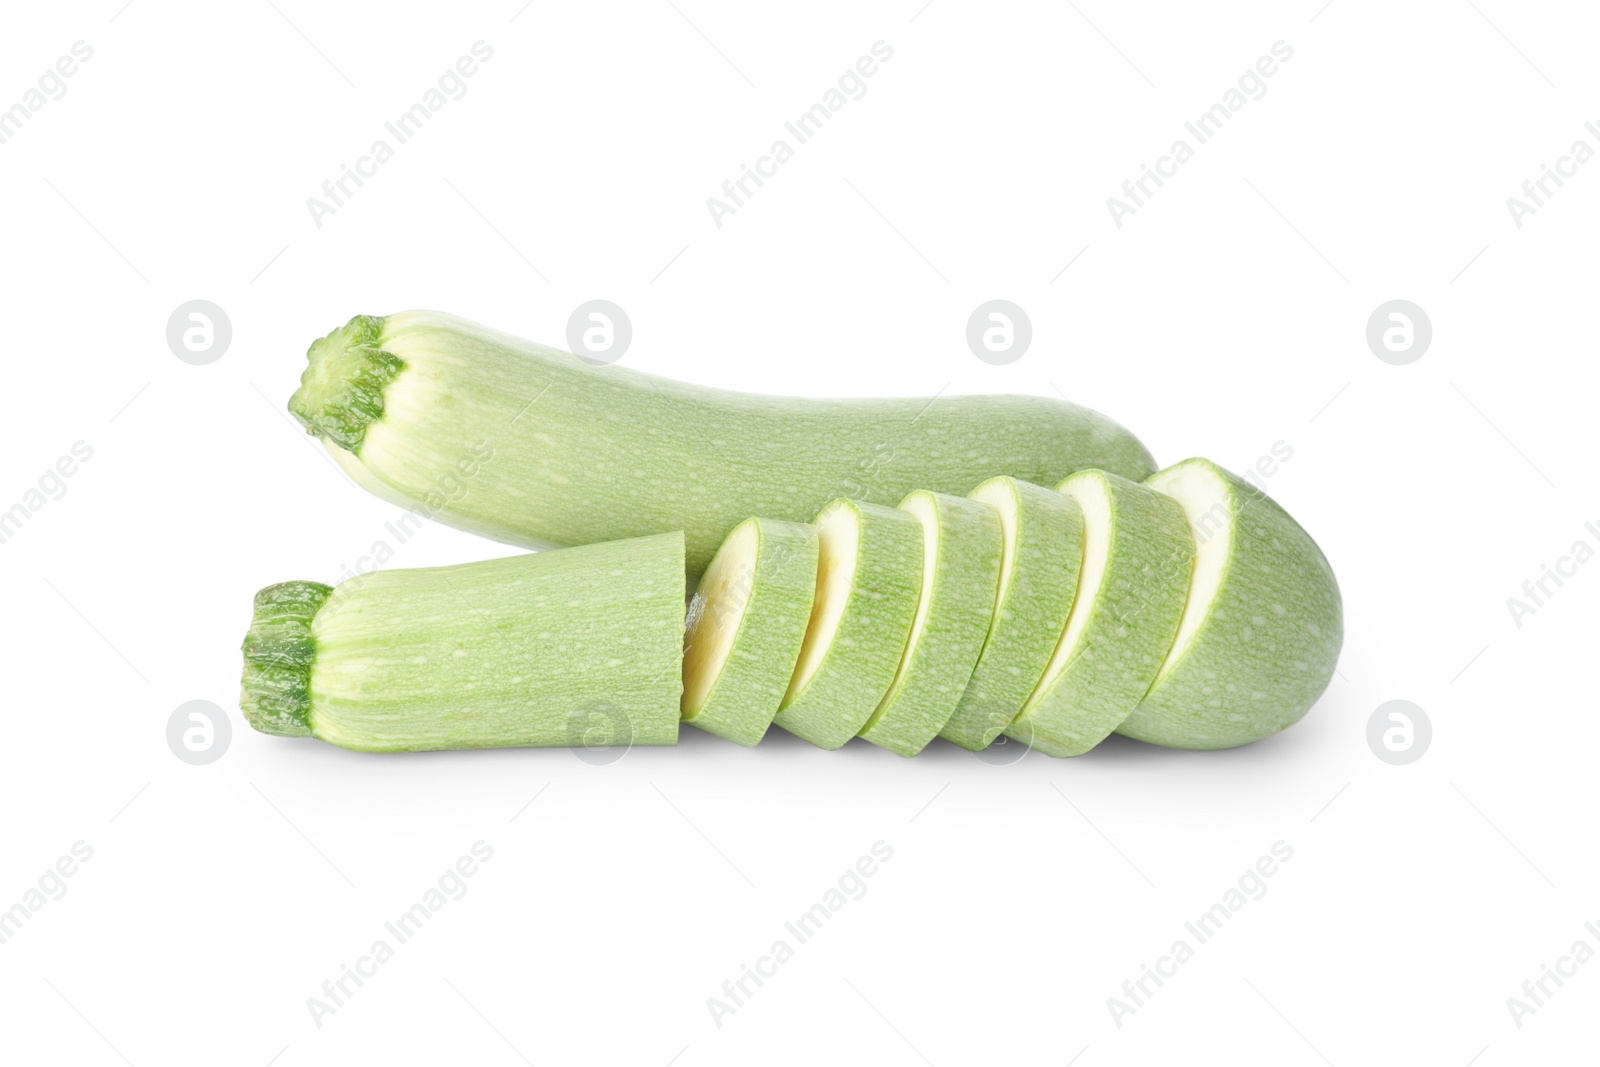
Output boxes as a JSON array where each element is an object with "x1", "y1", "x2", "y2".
[{"x1": 288, "y1": 314, "x2": 405, "y2": 454}]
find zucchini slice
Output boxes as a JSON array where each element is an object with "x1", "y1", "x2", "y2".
[
  {"x1": 858, "y1": 492, "x2": 1003, "y2": 757},
  {"x1": 940, "y1": 477, "x2": 1086, "y2": 751},
  {"x1": 1006, "y1": 471, "x2": 1193, "y2": 757},
  {"x1": 771, "y1": 500, "x2": 922, "y2": 750},
  {"x1": 682, "y1": 518, "x2": 819, "y2": 747}
]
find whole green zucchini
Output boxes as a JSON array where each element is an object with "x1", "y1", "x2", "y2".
[{"x1": 289, "y1": 311, "x2": 1156, "y2": 575}]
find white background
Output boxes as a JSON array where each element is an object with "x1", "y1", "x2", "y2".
[{"x1": 1, "y1": 1, "x2": 1594, "y2": 1063}]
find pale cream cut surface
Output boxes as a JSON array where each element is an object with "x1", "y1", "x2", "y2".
[
  {"x1": 1024, "y1": 475, "x2": 1111, "y2": 710},
  {"x1": 681, "y1": 520, "x2": 759, "y2": 716},
  {"x1": 784, "y1": 502, "x2": 860, "y2": 702},
  {"x1": 876, "y1": 492, "x2": 940, "y2": 708},
  {"x1": 1147, "y1": 462, "x2": 1231, "y2": 683},
  {"x1": 970, "y1": 479, "x2": 1021, "y2": 617}
]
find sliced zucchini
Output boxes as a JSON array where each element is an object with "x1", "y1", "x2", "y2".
[{"x1": 682, "y1": 518, "x2": 819, "y2": 747}]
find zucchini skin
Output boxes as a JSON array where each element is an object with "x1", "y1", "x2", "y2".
[{"x1": 291, "y1": 311, "x2": 1157, "y2": 576}]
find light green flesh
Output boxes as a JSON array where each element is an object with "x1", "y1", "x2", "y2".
[
  {"x1": 1007, "y1": 471, "x2": 1193, "y2": 758},
  {"x1": 682, "y1": 518, "x2": 819, "y2": 747},
  {"x1": 306, "y1": 533, "x2": 686, "y2": 752},
  {"x1": 303, "y1": 311, "x2": 1157, "y2": 576},
  {"x1": 940, "y1": 478, "x2": 1085, "y2": 751},
  {"x1": 1119, "y1": 459, "x2": 1343, "y2": 749},
  {"x1": 858, "y1": 492, "x2": 1003, "y2": 757},
  {"x1": 772, "y1": 500, "x2": 922, "y2": 750}
]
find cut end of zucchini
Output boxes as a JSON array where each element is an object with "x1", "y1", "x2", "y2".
[
  {"x1": 239, "y1": 580, "x2": 333, "y2": 738},
  {"x1": 289, "y1": 314, "x2": 405, "y2": 453}
]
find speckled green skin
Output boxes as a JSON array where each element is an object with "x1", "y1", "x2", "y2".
[
  {"x1": 940, "y1": 478, "x2": 1085, "y2": 751},
  {"x1": 1007, "y1": 471, "x2": 1193, "y2": 758},
  {"x1": 859, "y1": 493, "x2": 1003, "y2": 757},
  {"x1": 683, "y1": 518, "x2": 819, "y2": 747},
  {"x1": 238, "y1": 533, "x2": 686, "y2": 752},
  {"x1": 1119, "y1": 459, "x2": 1343, "y2": 750},
  {"x1": 772, "y1": 501, "x2": 922, "y2": 750},
  {"x1": 290, "y1": 311, "x2": 1157, "y2": 577}
]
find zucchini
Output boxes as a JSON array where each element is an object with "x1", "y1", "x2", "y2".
[
  {"x1": 857, "y1": 491, "x2": 1003, "y2": 757},
  {"x1": 239, "y1": 533, "x2": 686, "y2": 752},
  {"x1": 289, "y1": 311, "x2": 1157, "y2": 575},
  {"x1": 1118, "y1": 459, "x2": 1342, "y2": 749},
  {"x1": 1005, "y1": 471, "x2": 1192, "y2": 757},
  {"x1": 939, "y1": 477, "x2": 1086, "y2": 751},
  {"x1": 771, "y1": 500, "x2": 922, "y2": 749},
  {"x1": 682, "y1": 518, "x2": 819, "y2": 747}
]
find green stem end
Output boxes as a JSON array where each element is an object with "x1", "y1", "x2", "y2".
[
  {"x1": 240, "y1": 580, "x2": 333, "y2": 738},
  {"x1": 288, "y1": 314, "x2": 404, "y2": 453}
]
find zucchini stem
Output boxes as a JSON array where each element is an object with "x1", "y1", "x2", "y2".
[
  {"x1": 289, "y1": 314, "x2": 405, "y2": 453},
  {"x1": 240, "y1": 580, "x2": 333, "y2": 738}
]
